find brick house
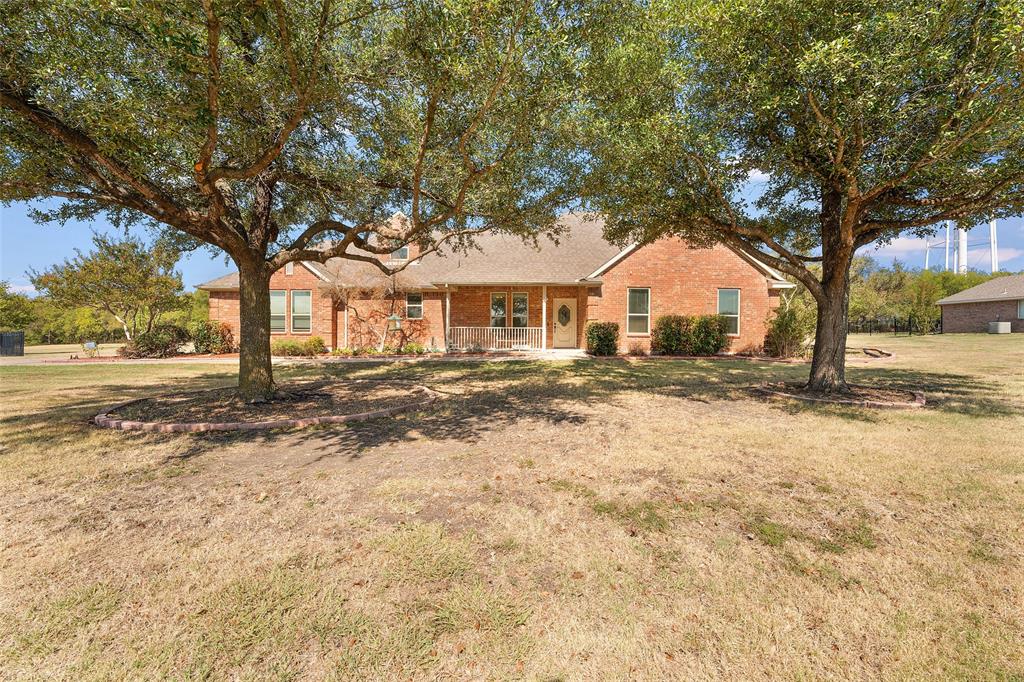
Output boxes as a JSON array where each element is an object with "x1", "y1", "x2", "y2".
[
  {"x1": 198, "y1": 214, "x2": 794, "y2": 353},
  {"x1": 937, "y1": 273, "x2": 1024, "y2": 333}
]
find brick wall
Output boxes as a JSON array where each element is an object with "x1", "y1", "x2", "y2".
[
  {"x1": 206, "y1": 262, "x2": 337, "y2": 348},
  {"x1": 941, "y1": 300, "x2": 1024, "y2": 333},
  {"x1": 341, "y1": 290, "x2": 446, "y2": 350},
  {"x1": 587, "y1": 239, "x2": 778, "y2": 353}
]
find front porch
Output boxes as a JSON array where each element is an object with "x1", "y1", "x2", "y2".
[{"x1": 442, "y1": 284, "x2": 589, "y2": 352}]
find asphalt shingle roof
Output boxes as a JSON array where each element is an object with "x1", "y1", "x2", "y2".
[{"x1": 936, "y1": 273, "x2": 1024, "y2": 305}]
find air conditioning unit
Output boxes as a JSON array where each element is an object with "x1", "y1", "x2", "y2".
[{"x1": 988, "y1": 321, "x2": 1011, "y2": 334}]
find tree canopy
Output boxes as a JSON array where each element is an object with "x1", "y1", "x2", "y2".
[
  {"x1": 582, "y1": 0, "x2": 1024, "y2": 390},
  {"x1": 30, "y1": 234, "x2": 184, "y2": 340},
  {"x1": 1, "y1": 0, "x2": 587, "y2": 399}
]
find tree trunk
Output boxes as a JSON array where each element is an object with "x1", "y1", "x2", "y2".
[
  {"x1": 807, "y1": 288, "x2": 850, "y2": 392},
  {"x1": 807, "y1": 188, "x2": 852, "y2": 393},
  {"x1": 237, "y1": 260, "x2": 276, "y2": 402}
]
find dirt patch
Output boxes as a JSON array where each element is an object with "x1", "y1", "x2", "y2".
[
  {"x1": 109, "y1": 379, "x2": 430, "y2": 423},
  {"x1": 757, "y1": 382, "x2": 925, "y2": 408}
]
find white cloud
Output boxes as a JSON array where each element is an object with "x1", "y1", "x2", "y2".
[
  {"x1": 995, "y1": 247, "x2": 1024, "y2": 265},
  {"x1": 866, "y1": 236, "x2": 928, "y2": 257},
  {"x1": 9, "y1": 283, "x2": 36, "y2": 295},
  {"x1": 746, "y1": 169, "x2": 770, "y2": 183}
]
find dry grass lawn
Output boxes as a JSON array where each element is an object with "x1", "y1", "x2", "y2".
[{"x1": 1, "y1": 333, "x2": 1022, "y2": 680}]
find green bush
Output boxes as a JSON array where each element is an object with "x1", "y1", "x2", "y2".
[
  {"x1": 400, "y1": 342, "x2": 426, "y2": 355},
  {"x1": 189, "y1": 319, "x2": 235, "y2": 354},
  {"x1": 651, "y1": 314, "x2": 729, "y2": 355},
  {"x1": 764, "y1": 304, "x2": 813, "y2": 358},
  {"x1": 585, "y1": 321, "x2": 619, "y2": 356},
  {"x1": 270, "y1": 336, "x2": 326, "y2": 357},
  {"x1": 118, "y1": 325, "x2": 187, "y2": 358}
]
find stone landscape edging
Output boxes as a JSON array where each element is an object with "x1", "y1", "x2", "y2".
[
  {"x1": 754, "y1": 383, "x2": 926, "y2": 409},
  {"x1": 93, "y1": 380, "x2": 439, "y2": 433}
]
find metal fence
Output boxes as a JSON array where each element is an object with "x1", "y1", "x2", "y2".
[
  {"x1": 848, "y1": 317, "x2": 941, "y2": 336},
  {"x1": 0, "y1": 331, "x2": 25, "y2": 356}
]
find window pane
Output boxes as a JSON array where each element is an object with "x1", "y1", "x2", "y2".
[
  {"x1": 1019, "y1": 299, "x2": 1024, "y2": 319},
  {"x1": 627, "y1": 289, "x2": 649, "y2": 315},
  {"x1": 490, "y1": 294, "x2": 506, "y2": 327},
  {"x1": 391, "y1": 245, "x2": 409, "y2": 260},
  {"x1": 512, "y1": 293, "x2": 528, "y2": 327},
  {"x1": 270, "y1": 291, "x2": 286, "y2": 315},
  {"x1": 406, "y1": 293, "x2": 423, "y2": 319},
  {"x1": 724, "y1": 315, "x2": 739, "y2": 335},
  {"x1": 292, "y1": 291, "x2": 311, "y2": 332},
  {"x1": 627, "y1": 315, "x2": 648, "y2": 334},
  {"x1": 718, "y1": 289, "x2": 740, "y2": 316},
  {"x1": 270, "y1": 291, "x2": 286, "y2": 332}
]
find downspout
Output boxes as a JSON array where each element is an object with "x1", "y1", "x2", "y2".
[{"x1": 445, "y1": 285, "x2": 451, "y2": 352}]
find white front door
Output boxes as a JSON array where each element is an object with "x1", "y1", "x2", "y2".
[{"x1": 553, "y1": 298, "x2": 577, "y2": 348}]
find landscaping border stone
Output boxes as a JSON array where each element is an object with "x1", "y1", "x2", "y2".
[
  {"x1": 93, "y1": 380, "x2": 439, "y2": 432},
  {"x1": 754, "y1": 383, "x2": 926, "y2": 409}
]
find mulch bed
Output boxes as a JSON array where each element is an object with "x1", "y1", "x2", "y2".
[
  {"x1": 756, "y1": 382, "x2": 926, "y2": 409},
  {"x1": 95, "y1": 379, "x2": 437, "y2": 432}
]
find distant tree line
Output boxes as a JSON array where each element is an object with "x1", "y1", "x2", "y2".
[
  {"x1": 781, "y1": 257, "x2": 1018, "y2": 338},
  {"x1": 0, "y1": 235, "x2": 208, "y2": 344}
]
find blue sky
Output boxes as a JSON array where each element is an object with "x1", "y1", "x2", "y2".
[{"x1": 2, "y1": 199, "x2": 1022, "y2": 295}]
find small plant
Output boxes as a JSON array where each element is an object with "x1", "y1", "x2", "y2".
[
  {"x1": 399, "y1": 341, "x2": 426, "y2": 355},
  {"x1": 331, "y1": 347, "x2": 354, "y2": 357},
  {"x1": 304, "y1": 336, "x2": 327, "y2": 355},
  {"x1": 764, "y1": 295, "x2": 814, "y2": 358},
  {"x1": 190, "y1": 319, "x2": 235, "y2": 354},
  {"x1": 118, "y1": 324, "x2": 187, "y2": 358},
  {"x1": 585, "y1": 321, "x2": 619, "y2": 356}
]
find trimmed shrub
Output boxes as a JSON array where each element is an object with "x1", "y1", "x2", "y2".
[
  {"x1": 271, "y1": 336, "x2": 326, "y2": 357},
  {"x1": 190, "y1": 319, "x2": 235, "y2": 354},
  {"x1": 651, "y1": 314, "x2": 729, "y2": 356},
  {"x1": 585, "y1": 321, "x2": 619, "y2": 356},
  {"x1": 400, "y1": 342, "x2": 426, "y2": 355},
  {"x1": 118, "y1": 325, "x2": 187, "y2": 358}
]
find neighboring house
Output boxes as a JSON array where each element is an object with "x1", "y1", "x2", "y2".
[
  {"x1": 198, "y1": 214, "x2": 794, "y2": 353},
  {"x1": 936, "y1": 273, "x2": 1024, "y2": 333}
]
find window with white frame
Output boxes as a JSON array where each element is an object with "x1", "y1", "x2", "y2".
[
  {"x1": 627, "y1": 288, "x2": 650, "y2": 334},
  {"x1": 1018, "y1": 299, "x2": 1024, "y2": 319},
  {"x1": 291, "y1": 290, "x2": 312, "y2": 333},
  {"x1": 490, "y1": 293, "x2": 507, "y2": 327},
  {"x1": 284, "y1": 262, "x2": 294, "y2": 275},
  {"x1": 270, "y1": 290, "x2": 286, "y2": 333},
  {"x1": 406, "y1": 293, "x2": 423, "y2": 319},
  {"x1": 390, "y1": 244, "x2": 409, "y2": 261},
  {"x1": 512, "y1": 292, "x2": 528, "y2": 328},
  {"x1": 718, "y1": 288, "x2": 740, "y2": 335}
]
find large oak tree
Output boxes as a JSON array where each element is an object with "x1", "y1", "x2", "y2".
[
  {"x1": 582, "y1": 0, "x2": 1024, "y2": 391},
  {"x1": 1, "y1": 0, "x2": 584, "y2": 400}
]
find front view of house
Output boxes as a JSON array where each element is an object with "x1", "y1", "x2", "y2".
[{"x1": 198, "y1": 214, "x2": 794, "y2": 354}]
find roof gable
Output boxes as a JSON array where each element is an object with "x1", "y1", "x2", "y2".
[{"x1": 936, "y1": 273, "x2": 1024, "y2": 305}]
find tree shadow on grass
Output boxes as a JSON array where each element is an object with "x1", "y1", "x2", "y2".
[{"x1": 5, "y1": 359, "x2": 1017, "y2": 468}]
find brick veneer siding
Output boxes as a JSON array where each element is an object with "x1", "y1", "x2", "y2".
[
  {"x1": 341, "y1": 290, "x2": 446, "y2": 350},
  {"x1": 587, "y1": 239, "x2": 779, "y2": 353},
  {"x1": 941, "y1": 300, "x2": 1024, "y2": 333}
]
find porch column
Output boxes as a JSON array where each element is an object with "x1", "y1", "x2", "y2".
[
  {"x1": 541, "y1": 285, "x2": 547, "y2": 350},
  {"x1": 343, "y1": 303, "x2": 349, "y2": 348},
  {"x1": 445, "y1": 286, "x2": 451, "y2": 351}
]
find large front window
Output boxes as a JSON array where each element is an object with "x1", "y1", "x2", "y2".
[
  {"x1": 718, "y1": 288, "x2": 740, "y2": 335},
  {"x1": 270, "y1": 290, "x2": 286, "y2": 333},
  {"x1": 490, "y1": 293, "x2": 507, "y2": 327},
  {"x1": 627, "y1": 288, "x2": 650, "y2": 334},
  {"x1": 291, "y1": 290, "x2": 312, "y2": 333},
  {"x1": 390, "y1": 245, "x2": 409, "y2": 261},
  {"x1": 512, "y1": 292, "x2": 528, "y2": 328}
]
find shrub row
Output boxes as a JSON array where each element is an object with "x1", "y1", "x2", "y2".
[
  {"x1": 651, "y1": 315, "x2": 730, "y2": 356},
  {"x1": 118, "y1": 325, "x2": 190, "y2": 359},
  {"x1": 271, "y1": 336, "x2": 327, "y2": 357},
  {"x1": 331, "y1": 342, "x2": 429, "y2": 356}
]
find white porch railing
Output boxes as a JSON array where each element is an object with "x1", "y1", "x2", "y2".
[{"x1": 447, "y1": 326, "x2": 543, "y2": 351}]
